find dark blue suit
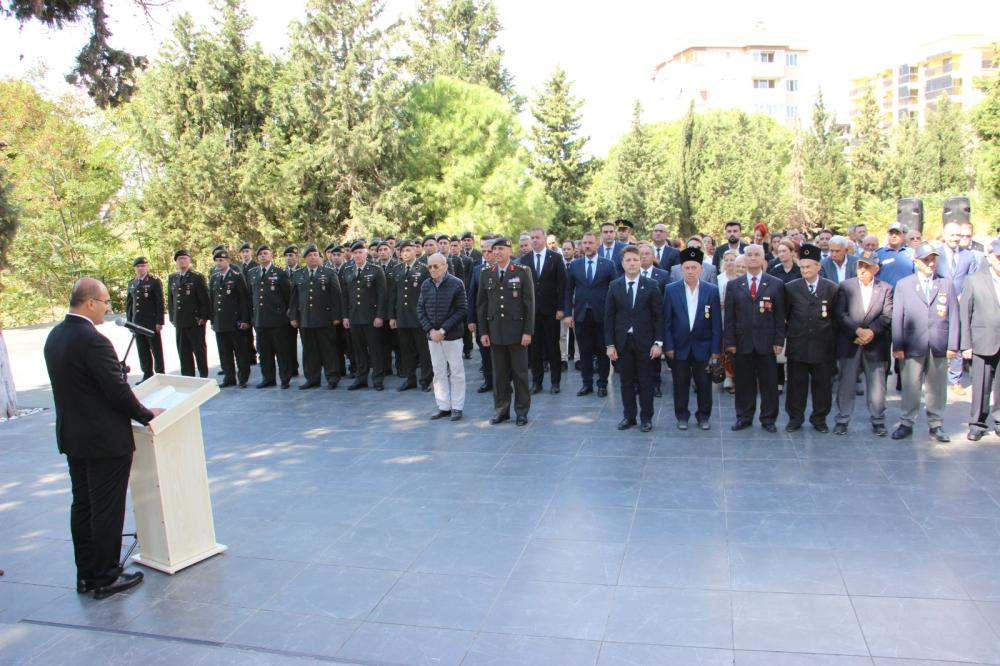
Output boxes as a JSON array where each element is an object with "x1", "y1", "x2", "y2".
[
  {"x1": 643, "y1": 265, "x2": 673, "y2": 389},
  {"x1": 605, "y1": 275, "x2": 663, "y2": 423},
  {"x1": 565, "y1": 255, "x2": 615, "y2": 389},
  {"x1": 641, "y1": 266, "x2": 671, "y2": 292},
  {"x1": 663, "y1": 281, "x2": 723, "y2": 424},
  {"x1": 654, "y1": 245, "x2": 681, "y2": 273},
  {"x1": 598, "y1": 241, "x2": 627, "y2": 276},
  {"x1": 467, "y1": 262, "x2": 492, "y2": 387}
]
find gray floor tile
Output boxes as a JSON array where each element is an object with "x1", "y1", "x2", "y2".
[
  {"x1": 736, "y1": 652, "x2": 873, "y2": 665},
  {"x1": 550, "y1": 477, "x2": 641, "y2": 509},
  {"x1": 511, "y1": 538, "x2": 625, "y2": 585},
  {"x1": 730, "y1": 544, "x2": 846, "y2": 594},
  {"x1": 162, "y1": 555, "x2": 308, "y2": 609},
  {"x1": 535, "y1": 504, "x2": 635, "y2": 542},
  {"x1": 225, "y1": 609, "x2": 358, "y2": 657},
  {"x1": 732, "y1": 591, "x2": 868, "y2": 655},
  {"x1": 629, "y1": 508, "x2": 728, "y2": 545},
  {"x1": 638, "y1": 479, "x2": 725, "y2": 510},
  {"x1": 619, "y1": 542, "x2": 730, "y2": 589},
  {"x1": 123, "y1": 598, "x2": 254, "y2": 642},
  {"x1": 336, "y1": 622, "x2": 475, "y2": 666},
  {"x1": 946, "y1": 553, "x2": 1000, "y2": 601},
  {"x1": 835, "y1": 549, "x2": 969, "y2": 599},
  {"x1": 727, "y1": 511, "x2": 830, "y2": 548},
  {"x1": 483, "y1": 579, "x2": 614, "y2": 641},
  {"x1": 725, "y1": 482, "x2": 816, "y2": 513},
  {"x1": 598, "y1": 642, "x2": 734, "y2": 665},
  {"x1": 463, "y1": 632, "x2": 601, "y2": 666},
  {"x1": 315, "y1": 524, "x2": 440, "y2": 570},
  {"x1": 0, "y1": 581, "x2": 71, "y2": 623},
  {"x1": 808, "y1": 483, "x2": 911, "y2": 515},
  {"x1": 261, "y1": 564, "x2": 401, "y2": 620},
  {"x1": 412, "y1": 529, "x2": 529, "y2": 577},
  {"x1": 369, "y1": 571, "x2": 503, "y2": 630},
  {"x1": 604, "y1": 586, "x2": 732, "y2": 648}
]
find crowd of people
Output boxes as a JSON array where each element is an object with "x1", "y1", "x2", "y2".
[{"x1": 123, "y1": 215, "x2": 999, "y2": 440}]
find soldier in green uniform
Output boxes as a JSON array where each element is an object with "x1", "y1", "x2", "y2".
[
  {"x1": 450, "y1": 235, "x2": 475, "y2": 358},
  {"x1": 283, "y1": 245, "x2": 302, "y2": 377},
  {"x1": 477, "y1": 237, "x2": 535, "y2": 425},
  {"x1": 462, "y1": 231, "x2": 482, "y2": 264},
  {"x1": 209, "y1": 250, "x2": 252, "y2": 388},
  {"x1": 376, "y1": 241, "x2": 402, "y2": 376},
  {"x1": 125, "y1": 256, "x2": 165, "y2": 382},
  {"x1": 237, "y1": 242, "x2": 259, "y2": 364},
  {"x1": 389, "y1": 240, "x2": 433, "y2": 391},
  {"x1": 341, "y1": 240, "x2": 388, "y2": 390},
  {"x1": 324, "y1": 243, "x2": 337, "y2": 269},
  {"x1": 167, "y1": 249, "x2": 211, "y2": 377},
  {"x1": 248, "y1": 244, "x2": 294, "y2": 388},
  {"x1": 289, "y1": 244, "x2": 344, "y2": 390},
  {"x1": 326, "y1": 243, "x2": 354, "y2": 378}
]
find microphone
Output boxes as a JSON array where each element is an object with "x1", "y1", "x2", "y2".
[{"x1": 116, "y1": 317, "x2": 155, "y2": 337}]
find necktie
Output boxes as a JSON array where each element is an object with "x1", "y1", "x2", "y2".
[
  {"x1": 405, "y1": 266, "x2": 411, "y2": 280},
  {"x1": 809, "y1": 282, "x2": 815, "y2": 295},
  {"x1": 750, "y1": 276, "x2": 757, "y2": 300},
  {"x1": 924, "y1": 279, "x2": 932, "y2": 304},
  {"x1": 952, "y1": 252, "x2": 958, "y2": 272},
  {"x1": 536, "y1": 254, "x2": 542, "y2": 275},
  {"x1": 499, "y1": 268, "x2": 505, "y2": 280},
  {"x1": 586, "y1": 259, "x2": 593, "y2": 284},
  {"x1": 656, "y1": 247, "x2": 662, "y2": 263},
  {"x1": 627, "y1": 281, "x2": 635, "y2": 308}
]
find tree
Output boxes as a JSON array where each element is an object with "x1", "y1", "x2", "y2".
[
  {"x1": 677, "y1": 101, "x2": 696, "y2": 235},
  {"x1": 2, "y1": 0, "x2": 151, "y2": 107},
  {"x1": 891, "y1": 115, "x2": 934, "y2": 197},
  {"x1": 849, "y1": 85, "x2": 892, "y2": 210},
  {"x1": 0, "y1": 164, "x2": 17, "y2": 418},
  {"x1": 784, "y1": 128, "x2": 817, "y2": 231},
  {"x1": 923, "y1": 95, "x2": 969, "y2": 194},
  {"x1": 972, "y1": 45, "x2": 1000, "y2": 219},
  {"x1": 529, "y1": 67, "x2": 589, "y2": 239},
  {"x1": 406, "y1": 0, "x2": 518, "y2": 106},
  {"x1": 800, "y1": 90, "x2": 849, "y2": 231}
]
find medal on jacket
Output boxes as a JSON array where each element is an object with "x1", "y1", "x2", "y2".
[
  {"x1": 937, "y1": 304, "x2": 947, "y2": 317},
  {"x1": 937, "y1": 293, "x2": 947, "y2": 305},
  {"x1": 821, "y1": 301, "x2": 828, "y2": 318},
  {"x1": 704, "y1": 304, "x2": 710, "y2": 319}
]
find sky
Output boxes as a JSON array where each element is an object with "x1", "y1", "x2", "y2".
[{"x1": 2, "y1": 0, "x2": 999, "y2": 155}]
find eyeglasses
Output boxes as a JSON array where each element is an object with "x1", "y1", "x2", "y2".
[{"x1": 92, "y1": 298, "x2": 111, "y2": 305}]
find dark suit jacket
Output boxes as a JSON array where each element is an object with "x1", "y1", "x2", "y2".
[
  {"x1": 467, "y1": 262, "x2": 486, "y2": 325},
  {"x1": 653, "y1": 245, "x2": 680, "y2": 272},
  {"x1": 960, "y1": 269, "x2": 1000, "y2": 356},
  {"x1": 641, "y1": 266, "x2": 671, "y2": 292},
  {"x1": 520, "y1": 249, "x2": 567, "y2": 316},
  {"x1": 44, "y1": 315, "x2": 155, "y2": 458},
  {"x1": 783, "y1": 278, "x2": 839, "y2": 364},
  {"x1": 833, "y1": 277, "x2": 893, "y2": 361},
  {"x1": 604, "y1": 276, "x2": 663, "y2": 352},
  {"x1": 564, "y1": 255, "x2": 616, "y2": 322},
  {"x1": 597, "y1": 241, "x2": 627, "y2": 275},
  {"x1": 126, "y1": 275, "x2": 165, "y2": 329},
  {"x1": 712, "y1": 242, "x2": 748, "y2": 270},
  {"x1": 723, "y1": 272, "x2": 786, "y2": 354},
  {"x1": 662, "y1": 281, "x2": 723, "y2": 362},
  {"x1": 820, "y1": 255, "x2": 858, "y2": 284},
  {"x1": 937, "y1": 244, "x2": 979, "y2": 295},
  {"x1": 892, "y1": 274, "x2": 959, "y2": 357}
]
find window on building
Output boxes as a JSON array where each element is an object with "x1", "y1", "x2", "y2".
[
  {"x1": 753, "y1": 79, "x2": 776, "y2": 89},
  {"x1": 786, "y1": 53, "x2": 798, "y2": 66},
  {"x1": 787, "y1": 105, "x2": 797, "y2": 119},
  {"x1": 786, "y1": 80, "x2": 798, "y2": 92},
  {"x1": 753, "y1": 51, "x2": 775, "y2": 63}
]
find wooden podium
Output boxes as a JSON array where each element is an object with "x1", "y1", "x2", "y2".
[{"x1": 129, "y1": 375, "x2": 226, "y2": 574}]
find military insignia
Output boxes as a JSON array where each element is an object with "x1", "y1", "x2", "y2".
[
  {"x1": 821, "y1": 301, "x2": 828, "y2": 318},
  {"x1": 937, "y1": 305, "x2": 947, "y2": 317},
  {"x1": 704, "y1": 304, "x2": 710, "y2": 319},
  {"x1": 937, "y1": 293, "x2": 947, "y2": 304},
  {"x1": 509, "y1": 276, "x2": 520, "y2": 284}
]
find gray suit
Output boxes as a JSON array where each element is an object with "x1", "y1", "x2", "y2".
[
  {"x1": 833, "y1": 278, "x2": 893, "y2": 427},
  {"x1": 820, "y1": 255, "x2": 858, "y2": 284},
  {"x1": 669, "y1": 263, "x2": 717, "y2": 285},
  {"x1": 960, "y1": 269, "x2": 1000, "y2": 434}
]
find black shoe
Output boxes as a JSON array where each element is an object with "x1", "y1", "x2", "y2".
[
  {"x1": 450, "y1": 410, "x2": 463, "y2": 421},
  {"x1": 834, "y1": 423, "x2": 848, "y2": 436},
  {"x1": 298, "y1": 382, "x2": 319, "y2": 390},
  {"x1": 786, "y1": 422, "x2": 803, "y2": 432},
  {"x1": 698, "y1": 421, "x2": 711, "y2": 431},
  {"x1": 477, "y1": 383, "x2": 493, "y2": 393},
  {"x1": 640, "y1": 421, "x2": 652, "y2": 432},
  {"x1": 855, "y1": 385, "x2": 864, "y2": 396},
  {"x1": 347, "y1": 382, "x2": 368, "y2": 391},
  {"x1": 347, "y1": 370, "x2": 357, "y2": 379},
  {"x1": 397, "y1": 382, "x2": 417, "y2": 392},
  {"x1": 813, "y1": 423, "x2": 829, "y2": 433},
  {"x1": 577, "y1": 386, "x2": 593, "y2": 396},
  {"x1": 617, "y1": 418, "x2": 636, "y2": 430},
  {"x1": 373, "y1": 383, "x2": 384, "y2": 391},
  {"x1": 597, "y1": 387, "x2": 608, "y2": 397},
  {"x1": 464, "y1": 351, "x2": 472, "y2": 360},
  {"x1": 490, "y1": 413, "x2": 510, "y2": 425},
  {"x1": 531, "y1": 384, "x2": 543, "y2": 395},
  {"x1": 256, "y1": 381, "x2": 276, "y2": 389},
  {"x1": 968, "y1": 429, "x2": 983, "y2": 442},
  {"x1": 653, "y1": 385, "x2": 662, "y2": 398},
  {"x1": 430, "y1": 409, "x2": 451, "y2": 420},
  {"x1": 238, "y1": 382, "x2": 248, "y2": 388},
  {"x1": 891, "y1": 425, "x2": 913, "y2": 440},
  {"x1": 281, "y1": 382, "x2": 291, "y2": 389},
  {"x1": 291, "y1": 371, "x2": 299, "y2": 377},
  {"x1": 731, "y1": 420, "x2": 751, "y2": 431},
  {"x1": 328, "y1": 378, "x2": 340, "y2": 389},
  {"x1": 873, "y1": 424, "x2": 887, "y2": 437},
  {"x1": 930, "y1": 426, "x2": 951, "y2": 443},
  {"x1": 77, "y1": 579, "x2": 96, "y2": 593},
  {"x1": 762, "y1": 424, "x2": 777, "y2": 433},
  {"x1": 677, "y1": 421, "x2": 689, "y2": 430},
  {"x1": 217, "y1": 369, "x2": 225, "y2": 375},
  {"x1": 550, "y1": 385, "x2": 560, "y2": 395},
  {"x1": 561, "y1": 360, "x2": 568, "y2": 370},
  {"x1": 93, "y1": 571, "x2": 143, "y2": 600},
  {"x1": 422, "y1": 384, "x2": 433, "y2": 392},
  {"x1": 220, "y1": 380, "x2": 237, "y2": 388},
  {"x1": 516, "y1": 415, "x2": 529, "y2": 426},
  {"x1": 575, "y1": 361, "x2": 582, "y2": 371}
]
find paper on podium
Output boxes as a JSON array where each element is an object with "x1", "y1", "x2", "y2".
[{"x1": 142, "y1": 385, "x2": 188, "y2": 411}]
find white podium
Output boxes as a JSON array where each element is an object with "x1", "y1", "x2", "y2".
[{"x1": 129, "y1": 375, "x2": 226, "y2": 574}]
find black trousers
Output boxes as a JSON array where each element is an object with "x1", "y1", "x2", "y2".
[
  {"x1": 575, "y1": 318, "x2": 609, "y2": 389},
  {"x1": 380, "y1": 326, "x2": 399, "y2": 376},
  {"x1": 350, "y1": 323, "x2": 385, "y2": 385},
  {"x1": 970, "y1": 351, "x2": 1000, "y2": 433},
  {"x1": 286, "y1": 325, "x2": 300, "y2": 375},
  {"x1": 301, "y1": 326, "x2": 342, "y2": 385},
  {"x1": 618, "y1": 335, "x2": 655, "y2": 423},
  {"x1": 491, "y1": 343, "x2": 530, "y2": 417},
  {"x1": 786, "y1": 359, "x2": 834, "y2": 426},
  {"x1": 334, "y1": 324, "x2": 352, "y2": 376},
  {"x1": 244, "y1": 326, "x2": 257, "y2": 363},
  {"x1": 215, "y1": 329, "x2": 251, "y2": 384},
  {"x1": 734, "y1": 351, "x2": 779, "y2": 425},
  {"x1": 67, "y1": 453, "x2": 133, "y2": 585},
  {"x1": 175, "y1": 324, "x2": 208, "y2": 377},
  {"x1": 478, "y1": 333, "x2": 494, "y2": 386},
  {"x1": 398, "y1": 326, "x2": 433, "y2": 387},
  {"x1": 135, "y1": 330, "x2": 164, "y2": 378},
  {"x1": 530, "y1": 315, "x2": 562, "y2": 387},
  {"x1": 463, "y1": 327, "x2": 473, "y2": 355},
  {"x1": 256, "y1": 325, "x2": 292, "y2": 384},
  {"x1": 672, "y1": 356, "x2": 712, "y2": 423}
]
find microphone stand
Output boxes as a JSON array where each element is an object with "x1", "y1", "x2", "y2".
[
  {"x1": 119, "y1": 332, "x2": 136, "y2": 382},
  {"x1": 118, "y1": 321, "x2": 140, "y2": 566}
]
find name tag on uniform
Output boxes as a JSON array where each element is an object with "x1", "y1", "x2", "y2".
[
  {"x1": 883, "y1": 257, "x2": 895, "y2": 265},
  {"x1": 509, "y1": 276, "x2": 520, "y2": 284}
]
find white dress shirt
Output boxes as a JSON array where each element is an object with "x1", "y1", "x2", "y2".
[
  {"x1": 859, "y1": 279, "x2": 874, "y2": 312},
  {"x1": 685, "y1": 282, "x2": 699, "y2": 331}
]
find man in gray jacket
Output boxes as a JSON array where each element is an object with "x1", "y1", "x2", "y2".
[
  {"x1": 419, "y1": 254, "x2": 468, "y2": 421},
  {"x1": 961, "y1": 239, "x2": 1000, "y2": 441}
]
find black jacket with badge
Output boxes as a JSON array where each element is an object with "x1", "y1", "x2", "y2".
[
  {"x1": 288, "y1": 265, "x2": 343, "y2": 328},
  {"x1": 167, "y1": 270, "x2": 210, "y2": 328},
  {"x1": 476, "y1": 261, "x2": 535, "y2": 345},
  {"x1": 783, "y1": 277, "x2": 839, "y2": 363},
  {"x1": 340, "y1": 261, "x2": 387, "y2": 325},
  {"x1": 248, "y1": 263, "x2": 292, "y2": 328},
  {"x1": 209, "y1": 268, "x2": 251, "y2": 333},
  {"x1": 389, "y1": 261, "x2": 431, "y2": 328},
  {"x1": 126, "y1": 274, "x2": 165, "y2": 329}
]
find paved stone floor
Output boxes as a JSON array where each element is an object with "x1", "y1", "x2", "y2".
[{"x1": 4, "y1": 323, "x2": 1000, "y2": 664}]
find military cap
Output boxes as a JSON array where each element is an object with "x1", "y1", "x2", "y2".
[
  {"x1": 173, "y1": 249, "x2": 190, "y2": 261},
  {"x1": 449, "y1": 235, "x2": 460, "y2": 242},
  {"x1": 397, "y1": 239, "x2": 415, "y2": 250},
  {"x1": 799, "y1": 243, "x2": 822, "y2": 262},
  {"x1": 990, "y1": 239, "x2": 1000, "y2": 256},
  {"x1": 491, "y1": 237, "x2": 512, "y2": 249},
  {"x1": 283, "y1": 245, "x2": 299, "y2": 256},
  {"x1": 461, "y1": 231, "x2": 474, "y2": 240},
  {"x1": 435, "y1": 233, "x2": 448, "y2": 241},
  {"x1": 302, "y1": 244, "x2": 320, "y2": 257},
  {"x1": 423, "y1": 235, "x2": 437, "y2": 244},
  {"x1": 238, "y1": 242, "x2": 252, "y2": 252},
  {"x1": 213, "y1": 249, "x2": 230, "y2": 260},
  {"x1": 331, "y1": 244, "x2": 343, "y2": 253},
  {"x1": 914, "y1": 243, "x2": 939, "y2": 260},
  {"x1": 324, "y1": 242, "x2": 337, "y2": 253},
  {"x1": 350, "y1": 240, "x2": 366, "y2": 251},
  {"x1": 615, "y1": 218, "x2": 634, "y2": 229},
  {"x1": 385, "y1": 235, "x2": 396, "y2": 242},
  {"x1": 132, "y1": 256, "x2": 148, "y2": 267},
  {"x1": 680, "y1": 247, "x2": 704, "y2": 265},
  {"x1": 373, "y1": 241, "x2": 388, "y2": 249},
  {"x1": 212, "y1": 244, "x2": 225, "y2": 253},
  {"x1": 856, "y1": 254, "x2": 880, "y2": 267},
  {"x1": 255, "y1": 244, "x2": 270, "y2": 255}
]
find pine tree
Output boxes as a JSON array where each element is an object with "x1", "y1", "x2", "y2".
[
  {"x1": 801, "y1": 90, "x2": 849, "y2": 231},
  {"x1": 923, "y1": 96, "x2": 968, "y2": 194},
  {"x1": 972, "y1": 44, "x2": 1000, "y2": 212},
  {"x1": 677, "y1": 102, "x2": 696, "y2": 236},
  {"x1": 529, "y1": 67, "x2": 589, "y2": 239},
  {"x1": 849, "y1": 85, "x2": 891, "y2": 210}
]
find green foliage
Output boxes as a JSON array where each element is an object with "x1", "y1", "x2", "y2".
[
  {"x1": 0, "y1": 164, "x2": 17, "y2": 273},
  {"x1": 972, "y1": 48, "x2": 1000, "y2": 222},
  {"x1": 798, "y1": 90, "x2": 849, "y2": 232},
  {"x1": 849, "y1": 85, "x2": 892, "y2": 211}
]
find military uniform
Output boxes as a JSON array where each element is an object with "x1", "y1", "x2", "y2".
[
  {"x1": 341, "y1": 259, "x2": 388, "y2": 389},
  {"x1": 378, "y1": 257, "x2": 402, "y2": 376},
  {"x1": 209, "y1": 264, "x2": 252, "y2": 386},
  {"x1": 248, "y1": 258, "x2": 294, "y2": 387},
  {"x1": 477, "y1": 258, "x2": 535, "y2": 421},
  {"x1": 327, "y1": 254, "x2": 355, "y2": 377},
  {"x1": 237, "y1": 249, "x2": 260, "y2": 363},
  {"x1": 389, "y1": 258, "x2": 433, "y2": 389},
  {"x1": 167, "y1": 260, "x2": 211, "y2": 377},
  {"x1": 288, "y1": 263, "x2": 344, "y2": 388},
  {"x1": 284, "y1": 251, "x2": 303, "y2": 377},
  {"x1": 125, "y1": 263, "x2": 165, "y2": 379},
  {"x1": 451, "y1": 252, "x2": 475, "y2": 356}
]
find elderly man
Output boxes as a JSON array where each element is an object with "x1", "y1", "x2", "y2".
[
  {"x1": 939, "y1": 220, "x2": 981, "y2": 396},
  {"x1": 821, "y1": 236, "x2": 858, "y2": 285},
  {"x1": 906, "y1": 229, "x2": 923, "y2": 250},
  {"x1": 960, "y1": 240, "x2": 1000, "y2": 441},
  {"x1": 521, "y1": 226, "x2": 567, "y2": 394},
  {"x1": 669, "y1": 237, "x2": 718, "y2": 284},
  {"x1": 419, "y1": 254, "x2": 468, "y2": 421}
]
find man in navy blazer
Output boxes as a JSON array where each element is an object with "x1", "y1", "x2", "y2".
[
  {"x1": 467, "y1": 236, "x2": 495, "y2": 393},
  {"x1": 663, "y1": 248, "x2": 723, "y2": 430},
  {"x1": 638, "y1": 243, "x2": 671, "y2": 396},
  {"x1": 891, "y1": 244, "x2": 959, "y2": 441},
  {"x1": 604, "y1": 246, "x2": 664, "y2": 431},
  {"x1": 651, "y1": 223, "x2": 680, "y2": 272},
  {"x1": 564, "y1": 232, "x2": 616, "y2": 396},
  {"x1": 937, "y1": 221, "x2": 981, "y2": 394},
  {"x1": 597, "y1": 221, "x2": 627, "y2": 275}
]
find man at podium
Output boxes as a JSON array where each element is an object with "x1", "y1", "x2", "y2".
[{"x1": 43, "y1": 278, "x2": 165, "y2": 600}]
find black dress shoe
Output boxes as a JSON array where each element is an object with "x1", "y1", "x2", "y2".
[
  {"x1": 929, "y1": 426, "x2": 951, "y2": 443},
  {"x1": 94, "y1": 571, "x2": 143, "y2": 600},
  {"x1": 77, "y1": 579, "x2": 96, "y2": 593},
  {"x1": 329, "y1": 378, "x2": 340, "y2": 389},
  {"x1": 698, "y1": 421, "x2": 711, "y2": 431},
  {"x1": 256, "y1": 380, "x2": 276, "y2": 389},
  {"x1": 516, "y1": 415, "x2": 529, "y2": 426},
  {"x1": 490, "y1": 413, "x2": 510, "y2": 425},
  {"x1": 373, "y1": 383, "x2": 384, "y2": 391},
  {"x1": 762, "y1": 423, "x2": 777, "y2": 433},
  {"x1": 477, "y1": 383, "x2": 493, "y2": 393},
  {"x1": 891, "y1": 425, "x2": 913, "y2": 439},
  {"x1": 653, "y1": 385, "x2": 662, "y2": 398},
  {"x1": 450, "y1": 410, "x2": 463, "y2": 421},
  {"x1": 217, "y1": 369, "x2": 225, "y2": 375},
  {"x1": 561, "y1": 360, "x2": 568, "y2": 370},
  {"x1": 397, "y1": 382, "x2": 417, "y2": 392},
  {"x1": 220, "y1": 380, "x2": 237, "y2": 388},
  {"x1": 872, "y1": 424, "x2": 888, "y2": 437},
  {"x1": 347, "y1": 382, "x2": 368, "y2": 391},
  {"x1": 813, "y1": 423, "x2": 829, "y2": 433},
  {"x1": 347, "y1": 370, "x2": 357, "y2": 379},
  {"x1": 531, "y1": 384, "x2": 543, "y2": 395},
  {"x1": 640, "y1": 421, "x2": 652, "y2": 432},
  {"x1": 281, "y1": 382, "x2": 291, "y2": 389},
  {"x1": 430, "y1": 409, "x2": 451, "y2": 420},
  {"x1": 298, "y1": 382, "x2": 319, "y2": 390},
  {"x1": 597, "y1": 387, "x2": 608, "y2": 397},
  {"x1": 239, "y1": 382, "x2": 248, "y2": 388},
  {"x1": 968, "y1": 429, "x2": 983, "y2": 442},
  {"x1": 677, "y1": 421, "x2": 689, "y2": 430},
  {"x1": 731, "y1": 420, "x2": 751, "y2": 431},
  {"x1": 834, "y1": 423, "x2": 848, "y2": 436},
  {"x1": 617, "y1": 418, "x2": 636, "y2": 430},
  {"x1": 786, "y1": 422, "x2": 803, "y2": 432},
  {"x1": 575, "y1": 360, "x2": 582, "y2": 371},
  {"x1": 550, "y1": 385, "x2": 560, "y2": 395},
  {"x1": 577, "y1": 386, "x2": 593, "y2": 396},
  {"x1": 464, "y1": 351, "x2": 472, "y2": 360}
]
